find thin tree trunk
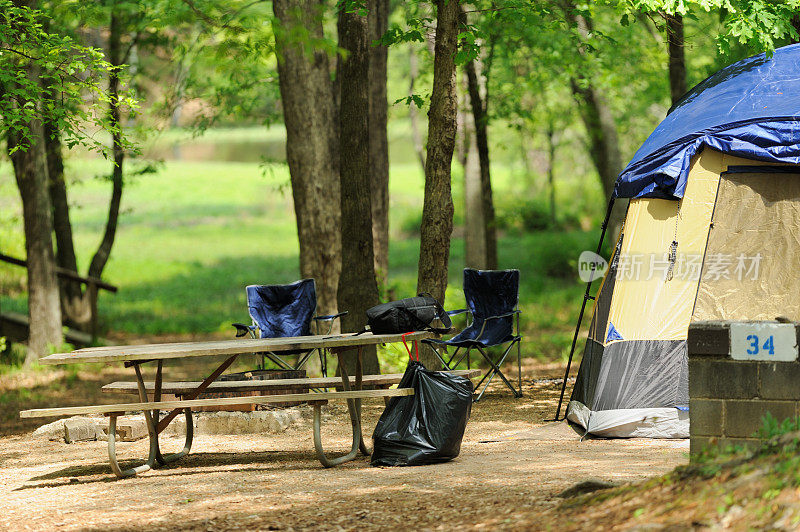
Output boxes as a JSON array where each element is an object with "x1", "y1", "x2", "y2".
[
  {"x1": 5, "y1": 62, "x2": 63, "y2": 364},
  {"x1": 273, "y1": 0, "x2": 341, "y2": 318},
  {"x1": 519, "y1": 129, "x2": 535, "y2": 189},
  {"x1": 41, "y1": 77, "x2": 81, "y2": 293},
  {"x1": 368, "y1": 0, "x2": 390, "y2": 291},
  {"x1": 337, "y1": 4, "x2": 381, "y2": 376},
  {"x1": 569, "y1": 80, "x2": 620, "y2": 199},
  {"x1": 417, "y1": 0, "x2": 459, "y2": 370},
  {"x1": 456, "y1": 81, "x2": 468, "y2": 169},
  {"x1": 545, "y1": 120, "x2": 557, "y2": 226},
  {"x1": 87, "y1": 9, "x2": 125, "y2": 282},
  {"x1": 39, "y1": 18, "x2": 83, "y2": 318},
  {"x1": 664, "y1": 12, "x2": 686, "y2": 107},
  {"x1": 567, "y1": 7, "x2": 626, "y2": 236},
  {"x1": 570, "y1": 78, "x2": 627, "y2": 235},
  {"x1": 44, "y1": 108, "x2": 91, "y2": 328},
  {"x1": 462, "y1": 86, "x2": 486, "y2": 269},
  {"x1": 793, "y1": 16, "x2": 800, "y2": 43},
  {"x1": 408, "y1": 49, "x2": 426, "y2": 174},
  {"x1": 463, "y1": 46, "x2": 497, "y2": 269}
]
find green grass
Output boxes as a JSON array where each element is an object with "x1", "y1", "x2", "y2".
[{"x1": 0, "y1": 127, "x2": 606, "y2": 369}]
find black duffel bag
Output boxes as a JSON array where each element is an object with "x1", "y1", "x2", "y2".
[
  {"x1": 371, "y1": 360, "x2": 473, "y2": 466},
  {"x1": 364, "y1": 295, "x2": 451, "y2": 335}
]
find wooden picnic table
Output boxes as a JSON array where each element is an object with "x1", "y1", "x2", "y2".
[{"x1": 21, "y1": 331, "x2": 482, "y2": 478}]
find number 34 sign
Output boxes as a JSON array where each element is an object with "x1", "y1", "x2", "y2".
[{"x1": 730, "y1": 323, "x2": 798, "y2": 362}]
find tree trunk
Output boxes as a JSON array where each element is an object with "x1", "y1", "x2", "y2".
[
  {"x1": 417, "y1": 0, "x2": 459, "y2": 370},
  {"x1": 38, "y1": 16, "x2": 83, "y2": 323},
  {"x1": 463, "y1": 48, "x2": 497, "y2": 269},
  {"x1": 44, "y1": 109, "x2": 91, "y2": 329},
  {"x1": 408, "y1": 49, "x2": 426, "y2": 174},
  {"x1": 337, "y1": 4, "x2": 381, "y2": 376},
  {"x1": 456, "y1": 87, "x2": 468, "y2": 169},
  {"x1": 567, "y1": 8, "x2": 626, "y2": 237},
  {"x1": 273, "y1": 0, "x2": 341, "y2": 318},
  {"x1": 664, "y1": 13, "x2": 686, "y2": 107},
  {"x1": 87, "y1": 9, "x2": 125, "y2": 283},
  {"x1": 793, "y1": 16, "x2": 800, "y2": 43},
  {"x1": 5, "y1": 64, "x2": 63, "y2": 364},
  {"x1": 462, "y1": 76, "x2": 486, "y2": 269},
  {"x1": 368, "y1": 0, "x2": 390, "y2": 291},
  {"x1": 545, "y1": 120, "x2": 557, "y2": 226},
  {"x1": 41, "y1": 75, "x2": 84, "y2": 310},
  {"x1": 570, "y1": 77, "x2": 627, "y2": 235}
]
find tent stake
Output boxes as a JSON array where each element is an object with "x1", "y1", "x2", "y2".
[{"x1": 549, "y1": 196, "x2": 616, "y2": 422}]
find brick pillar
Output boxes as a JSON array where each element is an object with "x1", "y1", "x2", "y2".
[{"x1": 688, "y1": 320, "x2": 800, "y2": 457}]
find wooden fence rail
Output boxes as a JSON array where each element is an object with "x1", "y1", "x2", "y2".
[{"x1": 0, "y1": 252, "x2": 118, "y2": 345}]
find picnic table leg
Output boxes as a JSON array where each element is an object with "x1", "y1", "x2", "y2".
[
  {"x1": 312, "y1": 347, "x2": 369, "y2": 467},
  {"x1": 102, "y1": 363, "x2": 160, "y2": 478},
  {"x1": 148, "y1": 361, "x2": 193, "y2": 466},
  {"x1": 153, "y1": 408, "x2": 193, "y2": 466},
  {"x1": 107, "y1": 413, "x2": 158, "y2": 478},
  {"x1": 338, "y1": 348, "x2": 369, "y2": 455},
  {"x1": 155, "y1": 354, "x2": 238, "y2": 433},
  {"x1": 353, "y1": 347, "x2": 370, "y2": 456},
  {"x1": 312, "y1": 400, "x2": 360, "y2": 467}
]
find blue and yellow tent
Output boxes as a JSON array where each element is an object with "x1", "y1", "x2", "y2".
[{"x1": 567, "y1": 44, "x2": 800, "y2": 438}]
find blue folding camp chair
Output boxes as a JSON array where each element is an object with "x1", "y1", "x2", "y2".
[
  {"x1": 422, "y1": 269, "x2": 522, "y2": 401},
  {"x1": 231, "y1": 279, "x2": 346, "y2": 377}
]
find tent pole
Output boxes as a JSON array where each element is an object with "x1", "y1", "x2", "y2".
[{"x1": 550, "y1": 196, "x2": 616, "y2": 422}]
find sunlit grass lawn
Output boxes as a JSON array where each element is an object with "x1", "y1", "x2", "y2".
[{"x1": 0, "y1": 133, "x2": 605, "y2": 371}]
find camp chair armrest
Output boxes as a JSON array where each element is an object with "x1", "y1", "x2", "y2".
[
  {"x1": 474, "y1": 310, "x2": 521, "y2": 342},
  {"x1": 313, "y1": 311, "x2": 348, "y2": 321},
  {"x1": 483, "y1": 310, "x2": 521, "y2": 321},
  {"x1": 313, "y1": 311, "x2": 348, "y2": 335},
  {"x1": 232, "y1": 323, "x2": 256, "y2": 338},
  {"x1": 446, "y1": 308, "x2": 469, "y2": 316}
]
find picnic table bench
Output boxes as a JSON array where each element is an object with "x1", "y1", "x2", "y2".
[{"x1": 20, "y1": 332, "x2": 479, "y2": 478}]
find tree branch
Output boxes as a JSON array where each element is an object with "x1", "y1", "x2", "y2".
[{"x1": 180, "y1": 0, "x2": 267, "y2": 30}]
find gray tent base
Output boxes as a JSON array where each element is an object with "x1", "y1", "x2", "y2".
[{"x1": 567, "y1": 400, "x2": 689, "y2": 438}]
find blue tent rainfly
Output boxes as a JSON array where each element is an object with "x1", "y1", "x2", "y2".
[{"x1": 614, "y1": 43, "x2": 800, "y2": 200}]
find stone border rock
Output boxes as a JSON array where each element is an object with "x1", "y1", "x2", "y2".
[{"x1": 32, "y1": 406, "x2": 312, "y2": 443}]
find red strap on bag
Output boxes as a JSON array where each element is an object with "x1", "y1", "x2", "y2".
[{"x1": 401, "y1": 332, "x2": 419, "y2": 361}]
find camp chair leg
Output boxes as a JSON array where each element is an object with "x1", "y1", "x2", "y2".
[
  {"x1": 294, "y1": 350, "x2": 313, "y2": 371},
  {"x1": 473, "y1": 342, "x2": 522, "y2": 401},
  {"x1": 262, "y1": 349, "x2": 319, "y2": 376},
  {"x1": 318, "y1": 348, "x2": 328, "y2": 378},
  {"x1": 263, "y1": 351, "x2": 294, "y2": 371},
  {"x1": 490, "y1": 343, "x2": 522, "y2": 398},
  {"x1": 107, "y1": 413, "x2": 157, "y2": 478},
  {"x1": 484, "y1": 343, "x2": 521, "y2": 398},
  {"x1": 517, "y1": 334, "x2": 522, "y2": 395},
  {"x1": 446, "y1": 347, "x2": 461, "y2": 368},
  {"x1": 428, "y1": 344, "x2": 452, "y2": 369},
  {"x1": 472, "y1": 350, "x2": 493, "y2": 390},
  {"x1": 451, "y1": 347, "x2": 471, "y2": 369}
]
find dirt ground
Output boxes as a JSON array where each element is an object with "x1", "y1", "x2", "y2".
[{"x1": 0, "y1": 363, "x2": 689, "y2": 531}]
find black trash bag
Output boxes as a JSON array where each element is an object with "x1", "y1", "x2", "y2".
[{"x1": 371, "y1": 361, "x2": 473, "y2": 467}]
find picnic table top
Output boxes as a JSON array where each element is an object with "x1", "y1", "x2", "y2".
[{"x1": 40, "y1": 331, "x2": 435, "y2": 365}]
